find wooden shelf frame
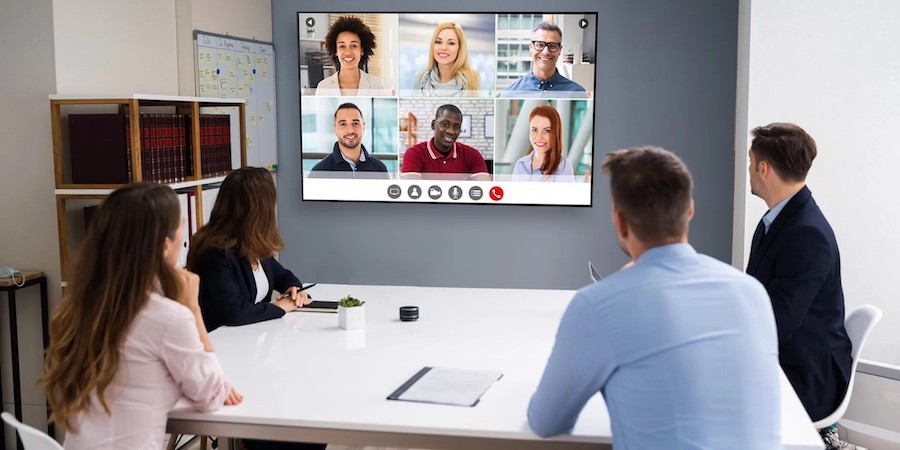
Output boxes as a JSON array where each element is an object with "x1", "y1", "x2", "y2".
[{"x1": 50, "y1": 94, "x2": 247, "y2": 281}]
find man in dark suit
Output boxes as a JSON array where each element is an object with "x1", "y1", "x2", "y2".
[{"x1": 746, "y1": 123, "x2": 853, "y2": 449}]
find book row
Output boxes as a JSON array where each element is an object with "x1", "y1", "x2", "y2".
[{"x1": 67, "y1": 113, "x2": 233, "y2": 184}]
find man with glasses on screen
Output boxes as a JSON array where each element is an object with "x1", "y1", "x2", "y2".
[
  {"x1": 309, "y1": 102, "x2": 389, "y2": 179},
  {"x1": 501, "y1": 22, "x2": 586, "y2": 98}
]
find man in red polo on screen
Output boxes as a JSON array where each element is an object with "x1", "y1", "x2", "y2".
[{"x1": 401, "y1": 104, "x2": 490, "y2": 181}]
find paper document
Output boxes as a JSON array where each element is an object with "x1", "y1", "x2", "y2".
[{"x1": 387, "y1": 367, "x2": 503, "y2": 407}]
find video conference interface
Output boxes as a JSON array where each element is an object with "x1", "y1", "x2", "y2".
[{"x1": 299, "y1": 12, "x2": 597, "y2": 205}]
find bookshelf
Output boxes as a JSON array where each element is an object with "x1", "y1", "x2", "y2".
[
  {"x1": 50, "y1": 94, "x2": 247, "y2": 282},
  {"x1": 298, "y1": 37, "x2": 334, "y2": 93}
]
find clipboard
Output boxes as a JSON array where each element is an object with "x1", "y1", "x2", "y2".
[{"x1": 387, "y1": 367, "x2": 503, "y2": 407}]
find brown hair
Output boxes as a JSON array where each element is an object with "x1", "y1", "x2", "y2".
[
  {"x1": 187, "y1": 167, "x2": 283, "y2": 267},
  {"x1": 529, "y1": 105, "x2": 564, "y2": 176},
  {"x1": 416, "y1": 22, "x2": 480, "y2": 91},
  {"x1": 750, "y1": 122, "x2": 817, "y2": 183},
  {"x1": 324, "y1": 16, "x2": 377, "y2": 71},
  {"x1": 601, "y1": 146, "x2": 693, "y2": 243},
  {"x1": 42, "y1": 183, "x2": 182, "y2": 431}
]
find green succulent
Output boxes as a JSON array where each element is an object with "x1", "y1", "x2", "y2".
[{"x1": 339, "y1": 295, "x2": 365, "y2": 308}]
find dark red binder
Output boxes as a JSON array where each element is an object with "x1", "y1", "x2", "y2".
[{"x1": 68, "y1": 114, "x2": 130, "y2": 184}]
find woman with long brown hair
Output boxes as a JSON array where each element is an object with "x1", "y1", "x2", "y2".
[
  {"x1": 187, "y1": 167, "x2": 321, "y2": 450},
  {"x1": 187, "y1": 167, "x2": 311, "y2": 332},
  {"x1": 511, "y1": 105, "x2": 576, "y2": 182},
  {"x1": 42, "y1": 183, "x2": 241, "y2": 449}
]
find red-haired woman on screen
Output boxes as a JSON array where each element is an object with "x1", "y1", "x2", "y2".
[{"x1": 512, "y1": 105, "x2": 576, "y2": 182}]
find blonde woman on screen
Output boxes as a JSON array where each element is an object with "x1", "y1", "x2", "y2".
[
  {"x1": 42, "y1": 183, "x2": 241, "y2": 449},
  {"x1": 412, "y1": 22, "x2": 480, "y2": 97},
  {"x1": 512, "y1": 105, "x2": 576, "y2": 182},
  {"x1": 316, "y1": 16, "x2": 387, "y2": 96}
]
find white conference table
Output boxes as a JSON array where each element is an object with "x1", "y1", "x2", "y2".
[{"x1": 168, "y1": 284, "x2": 824, "y2": 449}]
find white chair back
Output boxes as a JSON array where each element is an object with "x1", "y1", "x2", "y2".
[
  {"x1": 811, "y1": 304, "x2": 883, "y2": 429},
  {"x1": 588, "y1": 261, "x2": 601, "y2": 282},
  {"x1": 0, "y1": 412, "x2": 63, "y2": 450}
]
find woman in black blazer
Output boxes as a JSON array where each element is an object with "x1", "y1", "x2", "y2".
[
  {"x1": 187, "y1": 167, "x2": 311, "y2": 331},
  {"x1": 187, "y1": 167, "x2": 325, "y2": 450}
]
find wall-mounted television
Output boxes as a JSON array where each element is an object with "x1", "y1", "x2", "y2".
[{"x1": 299, "y1": 12, "x2": 597, "y2": 205}]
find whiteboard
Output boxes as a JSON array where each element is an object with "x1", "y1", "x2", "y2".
[{"x1": 194, "y1": 31, "x2": 277, "y2": 169}]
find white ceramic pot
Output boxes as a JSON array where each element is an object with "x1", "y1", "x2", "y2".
[{"x1": 338, "y1": 305, "x2": 365, "y2": 330}]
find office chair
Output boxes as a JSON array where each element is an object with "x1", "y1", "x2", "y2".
[
  {"x1": 812, "y1": 304, "x2": 882, "y2": 429},
  {"x1": 307, "y1": 63, "x2": 325, "y2": 89},
  {"x1": 0, "y1": 412, "x2": 62, "y2": 450},
  {"x1": 166, "y1": 434, "x2": 209, "y2": 450},
  {"x1": 588, "y1": 261, "x2": 601, "y2": 282}
]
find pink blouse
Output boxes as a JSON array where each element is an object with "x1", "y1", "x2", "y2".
[{"x1": 64, "y1": 293, "x2": 232, "y2": 450}]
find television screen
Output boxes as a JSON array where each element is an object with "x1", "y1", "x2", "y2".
[{"x1": 299, "y1": 12, "x2": 596, "y2": 205}]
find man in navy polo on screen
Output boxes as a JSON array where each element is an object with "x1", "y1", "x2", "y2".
[
  {"x1": 400, "y1": 104, "x2": 490, "y2": 181},
  {"x1": 309, "y1": 102, "x2": 389, "y2": 179},
  {"x1": 501, "y1": 22, "x2": 586, "y2": 98}
]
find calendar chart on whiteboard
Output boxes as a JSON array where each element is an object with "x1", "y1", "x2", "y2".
[{"x1": 195, "y1": 31, "x2": 277, "y2": 169}]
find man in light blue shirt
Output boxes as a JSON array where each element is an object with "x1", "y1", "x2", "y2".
[{"x1": 528, "y1": 146, "x2": 781, "y2": 449}]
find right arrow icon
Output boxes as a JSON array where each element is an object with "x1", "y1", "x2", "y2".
[{"x1": 579, "y1": 19, "x2": 588, "y2": 29}]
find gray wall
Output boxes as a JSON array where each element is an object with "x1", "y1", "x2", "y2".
[{"x1": 273, "y1": 0, "x2": 738, "y2": 289}]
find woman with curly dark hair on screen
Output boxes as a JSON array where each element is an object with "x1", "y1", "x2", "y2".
[{"x1": 316, "y1": 15, "x2": 387, "y2": 96}]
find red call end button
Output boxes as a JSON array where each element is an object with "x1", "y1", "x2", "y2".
[{"x1": 489, "y1": 186, "x2": 504, "y2": 201}]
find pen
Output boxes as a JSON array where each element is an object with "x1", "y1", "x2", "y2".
[{"x1": 281, "y1": 283, "x2": 316, "y2": 298}]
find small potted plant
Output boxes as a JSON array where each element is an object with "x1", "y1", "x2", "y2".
[{"x1": 338, "y1": 295, "x2": 365, "y2": 330}]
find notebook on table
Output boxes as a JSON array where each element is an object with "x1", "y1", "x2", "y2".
[{"x1": 290, "y1": 300, "x2": 338, "y2": 313}]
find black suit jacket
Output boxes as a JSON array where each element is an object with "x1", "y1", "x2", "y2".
[
  {"x1": 747, "y1": 186, "x2": 851, "y2": 422},
  {"x1": 193, "y1": 248, "x2": 302, "y2": 332}
]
